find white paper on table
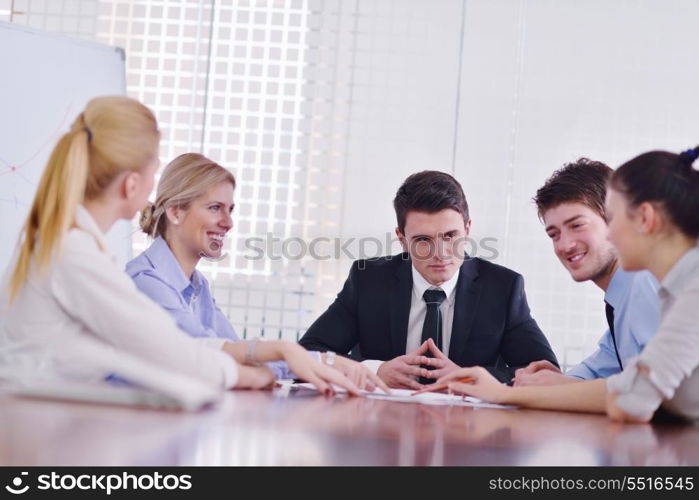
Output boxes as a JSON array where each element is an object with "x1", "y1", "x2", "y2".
[{"x1": 278, "y1": 381, "x2": 516, "y2": 410}]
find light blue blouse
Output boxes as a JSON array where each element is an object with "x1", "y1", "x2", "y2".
[{"x1": 126, "y1": 236, "x2": 294, "y2": 379}]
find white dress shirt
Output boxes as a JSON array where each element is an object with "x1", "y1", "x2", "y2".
[
  {"x1": 607, "y1": 246, "x2": 699, "y2": 421},
  {"x1": 0, "y1": 206, "x2": 238, "y2": 394},
  {"x1": 362, "y1": 265, "x2": 459, "y2": 373}
]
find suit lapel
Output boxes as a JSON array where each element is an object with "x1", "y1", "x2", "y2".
[
  {"x1": 389, "y1": 255, "x2": 413, "y2": 358},
  {"x1": 448, "y1": 258, "x2": 482, "y2": 361}
]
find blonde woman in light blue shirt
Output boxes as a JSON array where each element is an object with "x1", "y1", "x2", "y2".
[{"x1": 128, "y1": 153, "x2": 389, "y2": 393}]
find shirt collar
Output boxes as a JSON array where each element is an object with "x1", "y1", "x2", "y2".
[
  {"x1": 411, "y1": 264, "x2": 459, "y2": 305},
  {"x1": 74, "y1": 205, "x2": 112, "y2": 257},
  {"x1": 144, "y1": 236, "x2": 201, "y2": 295},
  {"x1": 660, "y1": 246, "x2": 699, "y2": 298},
  {"x1": 604, "y1": 266, "x2": 633, "y2": 308}
]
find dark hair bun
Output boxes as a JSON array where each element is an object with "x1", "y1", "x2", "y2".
[
  {"x1": 611, "y1": 148, "x2": 699, "y2": 239},
  {"x1": 679, "y1": 147, "x2": 699, "y2": 167}
]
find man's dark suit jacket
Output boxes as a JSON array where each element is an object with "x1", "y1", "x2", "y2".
[{"x1": 299, "y1": 254, "x2": 558, "y2": 382}]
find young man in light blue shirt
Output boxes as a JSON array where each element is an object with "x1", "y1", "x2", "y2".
[{"x1": 513, "y1": 159, "x2": 660, "y2": 386}]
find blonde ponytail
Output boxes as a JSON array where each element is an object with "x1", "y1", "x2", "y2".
[{"x1": 8, "y1": 96, "x2": 159, "y2": 301}]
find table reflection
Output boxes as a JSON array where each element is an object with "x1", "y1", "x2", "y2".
[{"x1": 2, "y1": 389, "x2": 697, "y2": 466}]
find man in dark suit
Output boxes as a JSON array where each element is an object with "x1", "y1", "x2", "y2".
[{"x1": 300, "y1": 171, "x2": 558, "y2": 388}]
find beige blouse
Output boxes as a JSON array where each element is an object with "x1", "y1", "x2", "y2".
[
  {"x1": 0, "y1": 206, "x2": 238, "y2": 405},
  {"x1": 608, "y1": 246, "x2": 699, "y2": 421}
]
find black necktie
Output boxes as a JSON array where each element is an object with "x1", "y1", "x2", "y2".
[
  {"x1": 605, "y1": 301, "x2": 623, "y2": 371},
  {"x1": 419, "y1": 289, "x2": 447, "y2": 384}
]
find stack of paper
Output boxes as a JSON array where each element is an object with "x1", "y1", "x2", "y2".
[{"x1": 277, "y1": 382, "x2": 516, "y2": 409}]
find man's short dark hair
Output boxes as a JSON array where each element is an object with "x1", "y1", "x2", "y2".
[
  {"x1": 534, "y1": 158, "x2": 613, "y2": 220},
  {"x1": 393, "y1": 170, "x2": 469, "y2": 233}
]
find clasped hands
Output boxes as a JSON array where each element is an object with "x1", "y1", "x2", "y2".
[{"x1": 377, "y1": 338, "x2": 460, "y2": 389}]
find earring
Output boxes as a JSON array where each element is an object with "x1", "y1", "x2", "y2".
[{"x1": 172, "y1": 218, "x2": 179, "y2": 225}]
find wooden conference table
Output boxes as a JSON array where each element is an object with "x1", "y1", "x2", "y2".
[{"x1": 1, "y1": 387, "x2": 698, "y2": 466}]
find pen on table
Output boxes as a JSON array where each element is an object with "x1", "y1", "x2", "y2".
[{"x1": 410, "y1": 377, "x2": 475, "y2": 396}]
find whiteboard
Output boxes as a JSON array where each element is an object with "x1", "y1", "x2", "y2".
[{"x1": 0, "y1": 21, "x2": 132, "y2": 272}]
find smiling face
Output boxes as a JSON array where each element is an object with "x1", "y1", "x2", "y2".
[
  {"x1": 166, "y1": 181, "x2": 235, "y2": 264},
  {"x1": 397, "y1": 209, "x2": 470, "y2": 286},
  {"x1": 542, "y1": 202, "x2": 617, "y2": 286}
]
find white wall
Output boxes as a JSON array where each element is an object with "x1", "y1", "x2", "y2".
[
  {"x1": 454, "y1": 0, "x2": 699, "y2": 366},
  {"x1": 5, "y1": 0, "x2": 698, "y2": 367}
]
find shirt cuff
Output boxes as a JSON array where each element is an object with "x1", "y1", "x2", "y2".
[
  {"x1": 198, "y1": 337, "x2": 227, "y2": 351},
  {"x1": 196, "y1": 339, "x2": 238, "y2": 388},
  {"x1": 268, "y1": 352, "x2": 321, "y2": 381},
  {"x1": 265, "y1": 361, "x2": 290, "y2": 380},
  {"x1": 607, "y1": 360, "x2": 664, "y2": 419},
  {"x1": 362, "y1": 359, "x2": 383, "y2": 375},
  {"x1": 565, "y1": 364, "x2": 593, "y2": 380},
  {"x1": 218, "y1": 352, "x2": 239, "y2": 389}
]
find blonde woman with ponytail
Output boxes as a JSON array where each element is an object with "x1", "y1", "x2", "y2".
[
  {"x1": 127, "y1": 153, "x2": 389, "y2": 393},
  {"x1": 0, "y1": 96, "x2": 363, "y2": 399}
]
